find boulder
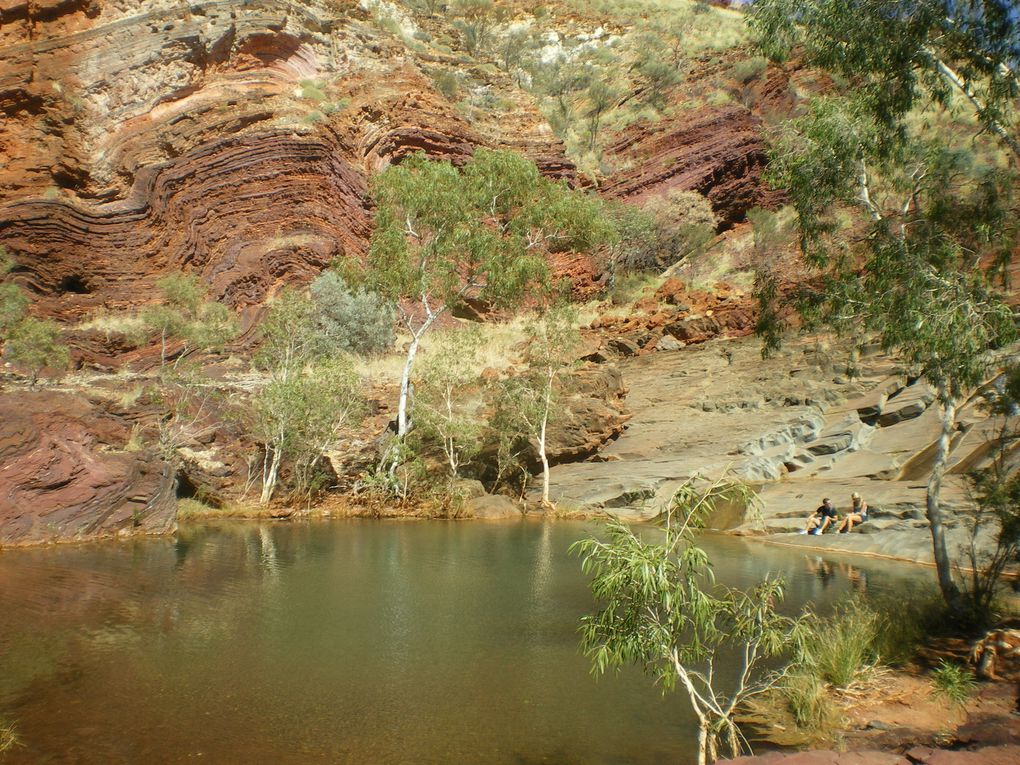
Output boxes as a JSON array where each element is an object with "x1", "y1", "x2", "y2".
[
  {"x1": 465, "y1": 494, "x2": 519, "y2": 519},
  {"x1": 656, "y1": 334, "x2": 684, "y2": 352},
  {"x1": 878, "y1": 384, "x2": 935, "y2": 427},
  {"x1": 607, "y1": 336, "x2": 640, "y2": 358}
]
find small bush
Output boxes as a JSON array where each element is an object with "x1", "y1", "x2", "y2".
[
  {"x1": 800, "y1": 600, "x2": 881, "y2": 689},
  {"x1": 310, "y1": 271, "x2": 396, "y2": 356},
  {"x1": 431, "y1": 69, "x2": 461, "y2": 100},
  {"x1": 5, "y1": 317, "x2": 70, "y2": 384},
  {"x1": 782, "y1": 671, "x2": 840, "y2": 731},
  {"x1": 299, "y1": 79, "x2": 327, "y2": 102},
  {"x1": 731, "y1": 57, "x2": 768, "y2": 85},
  {"x1": 0, "y1": 283, "x2": 28, "y2": 336},
  {"x1": 931, "y1": 660, "x2": 976, "y2": 707}
]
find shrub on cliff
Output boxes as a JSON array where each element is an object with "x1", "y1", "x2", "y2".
[
  {"x1": 142, "y1": 274, "x2": 239, "y2": 368},
  {"x1": 5, "y1": 317, "x2": 70, "y2": 386},
  {"x1": 310, "y1": 271, "x2": 395, "y2": 357},
  {"x1": 606, "y1": 190, "x2": 717, "y2": 279}
]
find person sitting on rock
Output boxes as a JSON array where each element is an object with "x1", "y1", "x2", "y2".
[
  {"x1": 837, "y1": 492, "x2": 868, "y2": 533},
  {"x1": 805, "y1": 497, "x2": 838, "y2": 535}
]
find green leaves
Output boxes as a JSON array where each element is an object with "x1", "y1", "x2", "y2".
[
  {"x1": 141, "y1": 273, "x2": 238, "y2": 366},
  {"x1": 364, "y1": 148, "x2": 612, "y2": 314},
  {"x1": 5, "y1": 317, "x2": 69, "y2": 384},
  {"x1": 751, "y1": 1, "x2": 1020, "y2": 159},
  {"x1": 574, "y1": 477, "x2": 800, "y2": 761}
]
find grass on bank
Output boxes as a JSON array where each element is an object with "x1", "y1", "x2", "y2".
[
  {"x1": 930, "y1": 660, "x2": 977, "y2": 708},
  {"x1": 0, "y1": 716, "x2": 19, "y2": 755}
]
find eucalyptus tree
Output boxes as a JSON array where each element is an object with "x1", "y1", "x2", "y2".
[
  {"x1": 412, "y1": 330, "x2": 485, "y2": 480},
  {"x1": 357, "y1": 149, "x2": 612, "y2": 461},
  {"x1": 251, "y1": 289, "x2": 365, "y2": 503},
  {"x1": 573, "y1": 477, "x2": 803, "y2": 765},
  {"x1": 749, "y1": 0, "x2": 1020, "y2": 160},
  {"x1": 751, "y1": 0, "x2": 1020, "y2": 606},
  {"x1": 492, "y1": 305, "x2": 581, "y2": 507}
]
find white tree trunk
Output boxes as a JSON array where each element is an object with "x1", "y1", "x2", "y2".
[
  {"x1": 260, "y1": 445, "x2": 282, "y2": 504},
  {"x1": 927, "y1": 388, "x2": 961, "y2": 605},
  {"x1": 539, "y1": 368, "x2": 553, "y2": 506},
  {"x1": 397, "y1": 334, "x2": 420, "y2": 439}
]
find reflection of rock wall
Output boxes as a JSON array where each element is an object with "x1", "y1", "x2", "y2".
[{"x1": 0, "y1": 391, "x2": 176, "y2": 545}]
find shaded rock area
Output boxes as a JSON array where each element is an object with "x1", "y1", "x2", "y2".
[{"x1": 0, "y1": 390, "x2": 176, "y2": 545}]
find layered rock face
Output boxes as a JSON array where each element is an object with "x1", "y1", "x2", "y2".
[
  {"x1": 0, "y1": 0, "x2": 576, "y2": 325},
  {"x1": 601, "y1": 105, "x2": 782, "y2": 229},
  {"x1": 0, "y1": 391, "x2": 177, "y2": 545}
]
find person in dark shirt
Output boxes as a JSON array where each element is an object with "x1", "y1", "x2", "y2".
[{"x1": 804, "y1": 497, "x2": 838, "y2": 535}]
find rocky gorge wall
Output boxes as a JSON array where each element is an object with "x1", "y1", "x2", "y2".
[
  {"x1": 0, "y1": 0, "x2": 797, "y2": 544},
  {"x1": 0, "y1": 0, "x2": 583, "y2": 329}
]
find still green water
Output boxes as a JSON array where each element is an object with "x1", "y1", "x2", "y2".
[{"x1": 0, "y1": 520, "x2": 928, "y2": 764}]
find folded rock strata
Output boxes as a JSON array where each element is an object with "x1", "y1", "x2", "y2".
[{"x1": 0, "y1": 390, "x2": 177, "y2": 545}]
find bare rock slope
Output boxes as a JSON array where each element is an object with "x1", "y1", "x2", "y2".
[{"x1": 545, "y1": 334, "x2": 1004, "y2": 567}]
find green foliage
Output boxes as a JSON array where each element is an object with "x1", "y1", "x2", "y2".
[
  {"x1": 781, "y1": 670, "x2": 840, "y2": 731},
  {"x1": 431, "y1": 68, "x2": 461, "y2": 100},
  {"x1": 749, "y1": 0, "x2": 1020, "y2": 159},
  {"x1": 485, "y1": 306, "x2": 582, "y2": 501},
  {"x1": 365, "y1": 149, "x2": 608, "y2": 310},
  {"x1": 730, "y1": 56, "x2": 767, "y2": 86},
  {"x1": 0, "y1": 283, "x2": 28, "y2": 337},
  {"x1": 573, "y1": 475, "x2": 801, "y2": 765},
  {"x1": 497, "y1": 27, "x2": 533, "y2": 77},
  {"x1": 5, "y1": 317, "x2": 70, "y2": 385},
  {"x1": 1, "y1": 249, "x2": 31, "y2": 341},
  {"x1": 361, "y1": 148, "x2": 612, "y2": 447},
  {"x1": 142, "y1": 274, "x2": 238, "y2": 367},
  {"x1": 310, "y1": 271, "x2": 395, "y2": 356},
  {"x1": 607, "y1": 190, "x2": 717, "y2": 277},
  {"x1": 412, "y1": 330, "x2": 485, "y2": 478},
  {"x1": 156, "y1": 273, "x2": 203, "y2": 315},
  {"x1": 799, "y1": 600, "x2": 881, "y2": 689},
  {"x1": 584, "y1": 79, "x2": 618, "y2": 149},
  {"x1": 930, "y1": 660, "x2": 977, "y2": 707},
  {"x1": 634, "y1": 50, "x2": 682, "y2": 110},
  {"x1": 752, "y1": 2, "x2": 1019, "y2": 609},
  {"x1": 249, "y1": 356, "x2": 365, "y2": 503},
  {"x1": 299, "y1": 79, "x2": 327, "y2": 102},
  {"x1": 451, "y1": 0, "x2": 502, "y2": 57},
  {"x1": 255, "y1": 288, "x2": 319, "y2": 374}
]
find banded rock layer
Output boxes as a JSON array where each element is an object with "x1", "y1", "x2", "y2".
[
  {"x1": 0, "y1": 390, "x2": 177, "y2": 545},
  {"x1": 0, "y1": 0, "x2": 577, "y2": 325}
]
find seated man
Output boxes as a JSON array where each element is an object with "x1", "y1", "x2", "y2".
[
  {"x1": 805, "y1": 497, "x2": 838, "y2": 535},
  {"x1": 837, "y1": 492, "x2": 869, "y2": 533}
]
